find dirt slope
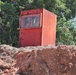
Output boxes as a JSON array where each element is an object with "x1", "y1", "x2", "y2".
[{"x1": 0, "y1": 45, "x2": 76, "y2": 75}]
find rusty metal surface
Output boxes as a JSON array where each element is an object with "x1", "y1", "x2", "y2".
[
  {"x1": 42, "y1": 9, "x2": 57, "y2": 46},
  {"x1": 19, "y1": 28, "x2": 42, "y2": 47},
  {"x1": 21, "y1": 9, "x2": 43, "y2": 16},
  {"x1": 19, "y1": 8, "x2": 57, "y2": 47}
]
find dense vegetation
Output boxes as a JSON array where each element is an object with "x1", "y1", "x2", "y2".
[{"x1": 0, "y1": 0, "x2": 76, "y2": 46}]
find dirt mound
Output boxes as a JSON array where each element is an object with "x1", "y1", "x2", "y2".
[
  {"x1": 0, "y1": 45, "x2": 76, "y2": 75},
  {"x1": 0, "y1": 45, "x2": 19, "y2": 75}
]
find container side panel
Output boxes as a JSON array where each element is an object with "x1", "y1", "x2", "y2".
[
  {"x1": 42, "y1": 9, "x2": 57, "y2": 46},
  {"x1": 19, "y1": 28, "x2": 42, "y2": 47}
]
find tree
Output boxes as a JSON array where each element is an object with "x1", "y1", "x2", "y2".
[
  {"x1": 56, "y1": 15, "x2": 75, "y2": 45},
  {"x1": 0, "y1": 1, "x2": 19, "y2": 46},
  {"x1": 65, "y1": 0, "x2": 76, "y2": 19},
  {"x1": 67, "y1": 18, "x2": 76, "y2": 44}
]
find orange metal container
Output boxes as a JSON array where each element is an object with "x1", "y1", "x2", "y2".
[{"x1": 19, "y1": 8, "x2": 57, "y2": 47}]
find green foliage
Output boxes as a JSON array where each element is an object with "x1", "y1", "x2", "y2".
[
  {"x1": 0, "y1": 1, "x2": 19, "y2": 46},
  {"x1": 67, "y1": 18, "x2": 76, "y2": 44},
  {"x1": 65, "y1": 0, "x2": 76, "y2": 18},
  {"x1": 57, "y1": 15, "x2": 75, "y2": 45},
  {"x1": 0, "y1": 0, "x2": 76, "y2": 46}
]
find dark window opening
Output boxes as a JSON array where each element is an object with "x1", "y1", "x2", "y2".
[{"x1": 21, "y1": 14, "x2": 40, "y2": 28}]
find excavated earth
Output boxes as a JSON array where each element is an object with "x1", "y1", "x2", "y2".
[{"x1": 0, "y1": 45, "x2": 76, "y2": 75}]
